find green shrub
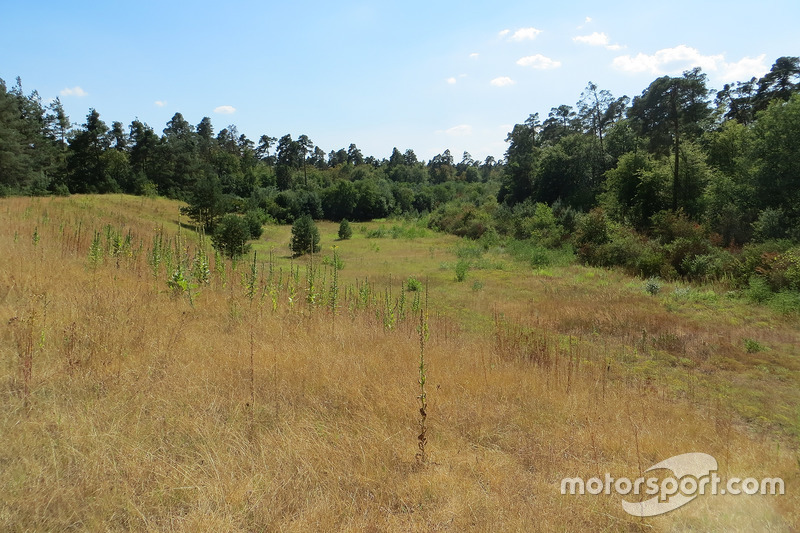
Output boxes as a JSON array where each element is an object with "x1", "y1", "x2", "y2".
[
  {"x1": 680, "y1": 247, "x2": 734, "y2": 282},
  {"x1": 429, "y1": 203, "x2": 493, "y2": 239},
  {"x1": 525, "y1": 203, "x2": 564, "y2": 248},
  {"x1": 505, "y1": 240, "x2": 575, "y2": 269},
  {"x1": 650, "y1": 209, "x2": 704, "y2": 244},
  {"x1": 743, "y1": 338, "x2": 766, "y2": 353},
  {"x1": 733, "y1": 240, "x2": 793, "y2": 288},
  {"x1": 406, "y1": 277, "x2": 423, "y2": 292},
  {"x1": 454, "y1": 259, "x2": 469, "y2": 282},
  {"x1": 752, "y1": 208, "x2": 786, "y2": 241},
  {"x1": 772, "y1": 248, "x2": 800, "y2": 291},
  {"x1": 212, "y1": 214, "x2": 252, "y2": 259},
  {"x1": 768, "y1": 291, "x2": 800, "y2": 315},
  {"x1": 244, "y1": 209, "x2": 265, "y2": 239},
  {"x1": 746, "y1": 275, "x2": 772, "y2": 304},
  {"x1": 644, "y1": 277, "x2": 662, "y2": 295},
  {"x1": 664, "y1": 237, "x2": 713, "y2": 277},
  {"x1": 290, "y1": 214, "x2": 321, "y2": 256},
  {"x1": 338, "y1": 219, "x2": 353, "y2": 240},
  {"x1": 573, "y1": 208, "x2": 610, "y2": 247}
]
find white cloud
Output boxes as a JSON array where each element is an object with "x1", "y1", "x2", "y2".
[
  {"x1": 490, "y1": 76, "x2": 516, "y2": 87},
  {"x1": 722, "y1": 54, "x2": 769, "y2": 82},
  {"x1": 573, "y1": 31, "x2": 623, "y2": 50},
  {"x1": 510, "y1": 27, "x2": 542, "y2": 41},
  {"x1": 612, "y1": 46, "x2": 770, "y2": 80},
  {"x1": 516, "y1": 54, "x2": 562, "y2": 69},
  {"x1": 469, "y1": 53, "x2": 479, "y2": 59},
  {"x1": 154, "y1": 100, "x2": 167, "y2": 107},
  {"x1": 60, "y1": 86, "x2": 88, "y2": 97},
  {"x1": 500, "y1": 27, "x2": 542, "y2": 41},
  {"x1": 574, "y1": 32, "x2": 609, "y2": 46},
  {"x1": 214, "y1": 105, "x2": 236, "y2": 114},
  {"x1": 445, "y1": 124, "x2": 473, "y2": 136},
  {"x1": 613, "y1": 45, "x2": 719, "y2": 74},
  {"x1": 585, "y1": 17, "x2": 592, "y2": 23},
  {"x1": 447, "y1": 77, "x2": 457, "y2": 84}
]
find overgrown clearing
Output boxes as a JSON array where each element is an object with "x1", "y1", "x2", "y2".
[{"x1": 1, "y1": 195, "x2": 798, "y2": 531}]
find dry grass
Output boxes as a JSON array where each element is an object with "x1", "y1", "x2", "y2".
[{"x1": 0, "y1": 195, "x2": 798, "y2": 531}]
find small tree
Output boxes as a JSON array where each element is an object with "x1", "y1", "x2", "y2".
[
  {"x1": 212, "y1": 214, "x2": 252, "y2": 259},
  {"x1": 290, "y1": 214, "x2": 321, "y2": 256},
  {"x1": 244, "y1": 209, "x2": 265, "y2": 239},
  {"x1": 338, "y1": 219, "x2": 352, "y2": 240}
]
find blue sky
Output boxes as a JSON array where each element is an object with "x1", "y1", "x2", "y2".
[{"x1": 2, "y1": 1, "x2": 798, "y2": 162}]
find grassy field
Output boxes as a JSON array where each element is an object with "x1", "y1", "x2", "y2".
[{"x1": 1, "y1": 194, "x2": 798, "y2": 531}]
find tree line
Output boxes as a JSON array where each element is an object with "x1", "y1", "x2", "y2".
[
  {"x1": 1, "y1": 56, "x2": 799, "y2": 280},
  {"x1": 0, "y1": 77, "x2": 500, "y2": 228}
]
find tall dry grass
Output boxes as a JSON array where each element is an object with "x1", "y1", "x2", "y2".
[{"x1": 0, "y1": 196, "x2": 797, "y2": 531}]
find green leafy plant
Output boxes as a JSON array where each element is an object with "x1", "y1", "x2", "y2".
[
  {"x1": 212, "y1": 214, "x2": 252, "y2": 260},
  {"x1": 406, "y1": 276, "x2": 423, "y2": 292},
  {"x1": 290, "y1": 214, "x2": 321, "y2": 256},
  {"x1": 454, "y1": 259, "x2": 469, "y2": 282},
  {"x1": 644, "y1": 277, "x2": 662, "y2": 295},
  {"x1": 338, "y1": 219, "x2": 352, "y2": 240}
]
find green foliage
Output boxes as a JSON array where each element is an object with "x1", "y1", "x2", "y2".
[
  {"x1": 338, "y1": 219, "x2": 352, "y2": 240},
  {"x1": 88, "y1": 230, "x2": 103, "y2": 268},
  {"x1": 454, "y1": 259, "x2": 469, "y2": 282},
  {"x1": 744, "y1": 338, "x2": 766, "y2": 353},
  {"x1": 429, "y1": 203, "x2": 492, "y2": 239},
  {"x1": 752, "y1": 94, "x2": 800, "y2": 225},
  {"x1": 504, "y1": 239, "x2": 575, "y2": 269},
  {"x1": 768, "y1": 291, "x2": 800, "y2": 315},
  {"x1": 521, "y1": 202, "x2": 564, "y2": 247},
  {"x1": 290, "y1": 214, "x2": 321, "y2": 256},
  {"x1": 406, "y1": 277, "x2": 423, "y2": 292},
  {"x1": 752, "y1": 208, "x2": 787, "y2": 241},
  {"x1": 746, "y1": 276, "x2": 772, "y2": 304},
  {"x1": 322, "y1": 252, "x2": 344, "y2": 270},
  {"x1": 643, "y1": 277, "x2": 662, "y2": 295},
  {"x1": 211, "y1": 214, "x2": 252, "y2": 259},
  {"x1": 243, "y1": 209, "x2": 265, "y2": 239}
]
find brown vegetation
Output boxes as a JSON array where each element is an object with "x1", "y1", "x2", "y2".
[{"x1": 1, "y1": 195, "x2": 797, "y2": 531}]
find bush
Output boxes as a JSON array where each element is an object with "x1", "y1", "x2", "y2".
[
  {"x1": 290, "y1": 214, "x2": 321, "y2": 256},
  {"x1": 573, "y1": 208, "x2": 610, "y2": 248},
  {"x1": 743, "y1": 338, "x2": 766, "y2": 353},
  {"x1": 338, "y1": 219, "x2": 353, "y2": 240},
  {"x1": 406, "y1": 277, "x2": 423, "y2": 292},
  {"x1": 243, "y1": 209, "x2": 265, "y2": 239},
  {"x1": 733, "y1": 240, "x2": 794, "y2": 288},
  {"x1": 746, "y1": 276, "x2": 772, "y2": 304},
  {"x1": 650, "y1": 209, "x2": 704, "y2": 244},
  {"x1": 428, "y1": 203, "x2": 492, "y2": 239},
  {"x1": 771, "y1": 248, "x2": 800, "y2": 291},
  {"x1": 664, "y1": 237, "x2": 713, "y2": 277},
  {"x1": 211, "y1": 214, "x2": 252, "y2": 259},
  {"x1": 679, "y1": 247, "x2": 735, "y2": 282},
  {"x1": 644, "y1": 277, "x2": 662, "y2": 295},
  {"x1": 454, "y1": 259, "x2": 469, "y2": 282},
  {"x1": 505, "y1": 240, "x2": 575, "y2": 269},
  {"x1": 526, "y1": 203, "x2": 564, "y2": 248},
  {"x1": 768, "y1": 291, "x2": 800, "y2": 315},
  {"x1": 752, "y1": 208, "x2": 786, "y2": 241}
]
